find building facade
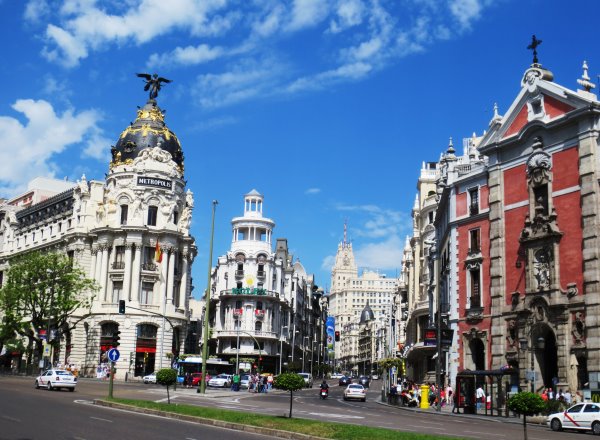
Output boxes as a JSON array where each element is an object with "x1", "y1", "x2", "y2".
[
  {"x1": 328, "y1": 227, "x2": 400, "y2": 373},
  {"x1": 404, "y1": 57, "x2": 600, "y2": 395},
  {"x1": 206, "y1": 190, "x2": 326, "y2": 375},
  {"x1": 0, "y1": 88, "x2": 196, "y2": 378}
]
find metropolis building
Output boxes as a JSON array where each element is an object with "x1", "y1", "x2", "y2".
[{"x1": 0, "y1": 85, "x2": 196, "y2": 378}]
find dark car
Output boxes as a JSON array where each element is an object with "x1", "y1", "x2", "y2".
[
  {"x1": 358, "y1": 375, "x2": 370, "y2": 387},
  {"x1": 339, "y1": 376, "x2": 353, "y2": 386}
]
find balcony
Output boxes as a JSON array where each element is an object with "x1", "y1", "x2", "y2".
[
  {"x1": 233, "y1": 308, "x2": 243, "y2": 318},
  {"x1": 235, "y1": 270, "x2": 244, "y2": 278},
  {"x1": 256, "y1": 270, "x2": 265, "y2": 279},
  {"x1": 255, "y1": 309, "x2": 265, "y2": 319},
  {"x1": 112, "y1": 261, "x2": 125, "y2": 270},
  {"x1": 141, "y1": 262, "x2": 157, "y2": 271},
  {"x1": 220, "y1": 288, "x2": 280, "y2": 300}
]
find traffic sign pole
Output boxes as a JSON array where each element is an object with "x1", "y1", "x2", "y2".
[{"x1": 108, "y1": 361, "x2": 115, "y2": 399}]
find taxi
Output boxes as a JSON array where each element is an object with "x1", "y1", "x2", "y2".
[{"x1": 35, "y1": 369, "x2": 77, "y2": 391}]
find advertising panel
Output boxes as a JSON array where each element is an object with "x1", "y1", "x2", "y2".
[{"x1": 326, "y1": 316, "x2": 335, "y2": 360}]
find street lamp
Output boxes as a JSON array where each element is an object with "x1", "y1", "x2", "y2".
[
  {"x1": 302, "y1": 336, "x2": 309, "y2": 373},
  {"x1": 279, "y1": 326, "x2": 288, "y2": 375},
  {"x1": 519, "y1": 334, "x2": 545, "y2": 392}
]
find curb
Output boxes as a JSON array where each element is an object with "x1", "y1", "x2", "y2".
[
  {"x1": 374, "y1": 400, "x2": 547, "y2": 425},
  {"x1": 94, "y1": 399, "x2": 328, "y2": 440}
]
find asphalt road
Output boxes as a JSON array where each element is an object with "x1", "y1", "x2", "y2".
[
  {"x1": 0, "y1": 375, "x2": 594, "y2": 440},
  {"x1": 0, "y1": 375, "x2": 276, "y2": 440}
]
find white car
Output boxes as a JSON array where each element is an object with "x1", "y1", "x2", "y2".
[
  {"x1": 548, "y1": 402, "x2": 600, "y2": 434},
  {"x1": 208, "y1": 374, "x2": 232, "y2": 388},
  {"x1": 240, "y1": 374, "x2": 251, "y2": 389},
  {"x1": 299, "y1": 373, "x2": 313, "y2": 388},
  {"x1": 331, "y1": 372, "x2": 344, "y2": 379},
  {"x1": 143, "y1": 372, "x2": 157, "y2": 384},
  {"x1": 35, "y1": 369, "x2": 77, "y2": 391},
  {"x1": 343, "y1": 384, "x2": 366, "y2": 402}
]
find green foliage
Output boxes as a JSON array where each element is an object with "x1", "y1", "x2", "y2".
[
  {"x1": 544, "y1": 398, "x2": 567, "y2": 415},
  {"x1": 274, "y1": 373, "x2": 306, "y2": 392},
  {"x1": 286, "y1": 360, "x2": 302, "y2": 373},
  {"x1": 507, "y1": 391, "x2": 546, "y2": 416},
  {"x1": 156, "y1": 368, "x2": 177, "y2": 386},
  {"x1": 379, "y1": 357, "x2": 403, "y2": 370},
  {"x1": 0, "y1": 251, "x2": 98, "y2": 363}
]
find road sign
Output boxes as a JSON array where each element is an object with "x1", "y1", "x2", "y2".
[{"x1": 107, "y1": 348, "x2": 120, "y2": 362}]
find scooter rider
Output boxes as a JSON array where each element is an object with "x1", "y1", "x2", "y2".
[{"x1": 320, "y1": 380, "x2": 329, "y2": 390}]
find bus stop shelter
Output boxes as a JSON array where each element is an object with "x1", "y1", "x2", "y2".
[{"x1": 455, "y1": 367, "x2": 518, "y2": 416}]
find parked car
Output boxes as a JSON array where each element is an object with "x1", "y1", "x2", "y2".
[
  {"x1": 331, "y1": 372, "x2": 344, "y2": 379},
  {"x1": 240, "y1": 374, "x2": 251, "y2": 389},
  {"x1": 35, "y1": 369, "x2": 77, "y2": 391},
  {"x1": 298, "y1": 372, "x2": 313, "y2": 388},
  {"x1": 358, "y1": 375, "x2": 370, "y2": 387},
  {"x1": 343, "y1": 384, "x2": 366, "y2": 402},
  {"x1": 547, "y1": 402, "x2": 600, "y2": 434},
  {"x1": 191, "y1": 373, "x2": 204, "y2": 386},
  {"x1": 143, "y1": 372, "x2": 157, "y2": 384},
  {"x1": 338, "y1": 376, "x2": 352, "y2": 386},
  {"x1": 208, "y1": 373, "x2": 232, "y2": 388}
]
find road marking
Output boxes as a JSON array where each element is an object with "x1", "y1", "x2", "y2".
[
  {"x1": 154, "y1": 396, "x2": 178, "y2": 403},
  {"x1": 73, "y1": 399, "x2": 95, "y2": 405},
  {"x1": 1, "y1": 415, "x2": 21, "y2": 423},
  {"x1": 309, "y1": 413, "x2": 364, "y2": 419},
  {"x1": 464, "y1": 431, "x2": 506, "y2": 437},
  {"x1": 90, "y1": 416, "x2": 113, "y2": 423},
  {"x1": 185, "y1": 438, "x2": 198, "y2": 440}
]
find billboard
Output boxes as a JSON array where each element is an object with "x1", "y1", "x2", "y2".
[{"x1": 326, "y1": 316, "x2": 335, "y2": 360}]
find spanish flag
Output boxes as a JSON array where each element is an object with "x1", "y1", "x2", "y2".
[{"x1": 155, "y1": 242, "x2": 163, "y2": 263}]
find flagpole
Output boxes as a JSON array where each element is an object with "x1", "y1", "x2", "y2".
[{"x1": 199, "y1": 200, "x2": 218, "y2": 394}]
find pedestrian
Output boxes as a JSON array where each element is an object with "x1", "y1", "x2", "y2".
[
  {"x1": 564, "y1": 389, "x2": 572, "y2": 404},
  {"x1": 446, "y1": 384, "x2": 453, "y2": 407},
  {"x1": 232, "y1": 372, "x2": 240, "y2": 391},
  {"x1": 267, "y1": 374, "x2": 274, "y2": 390},
  {"x1": 476, "y1": 385, "x2": 485, "y2": 411},
  {"x1": 547, "y1": 387, "x2": 554, "y2": 399},
  {"x1": 452, "y1": 390, "x2": 460, "y2": 414}
]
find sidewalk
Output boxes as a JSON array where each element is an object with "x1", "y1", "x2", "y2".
[{"x1": 376, "y1": 399, "x2": 547, "y2": 425}]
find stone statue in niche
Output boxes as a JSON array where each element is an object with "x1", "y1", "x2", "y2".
[
  {"x1": 534, "y1": 303, "x2": 545, "y2": 322},
  {"x1": 572, "y1": 312, "x2": 586, "y2": 346},
  {"x1": 95, "y1": 202, "x2": 105, "y2": 223},
  {"x1": 178, "y1": 207, "x2": 192, "y2": 234},
  {"x1": 185, "y1": 189, "x2": 194, "y2": 209},
  {"x1": 533, "y1": 248, "x2": 551, "y2": 290},
  {"x1": 506, "y1": 319, "x2": 518, "y2": 350}
]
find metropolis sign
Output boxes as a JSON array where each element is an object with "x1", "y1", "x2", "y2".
[{"x1": 137, "y1": 177, "x2": 173, "y2": 189}]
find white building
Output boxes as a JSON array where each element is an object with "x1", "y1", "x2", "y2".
[
  {"x1": 208, "y1": 190, "x2": 326, "y2": 374},
  {"x1": 328, "y1": 227, "x2": 400, "y2": 372},
  {"x1": 0, "y1": 90, "x2": 196, "y2": 378}
]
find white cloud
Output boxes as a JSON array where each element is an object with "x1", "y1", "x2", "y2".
[
  {"x1": 147, "y1": 44, "x2": 224, "y2": 68},
  {"x1": 321, "y1": 254, "x2": 336, "y2": 272},
  {"x1": 305, "y1": 188, "x2": 321, "y2": 195},
  {"x1": 449, "y1": 0, "x2": 483, "y2": 30},
  {"x1": 329, "y1": 0, "x2": 365, "y2": 33},
  {"x1": 0, "y1": 99, "x2": 105, "y2": 195},
  {"x1": 354, "y1": 235, "x2": 403, "y2": 271},
  {"x1": 24, "y1": 0, "x2": 50, "y2": 22},
  {"x1": 287, "y1": 0, "x2": 330, "y2": 31}
]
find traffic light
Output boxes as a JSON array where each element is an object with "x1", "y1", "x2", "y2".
[
  {"x1": 112, "y1": 331, "x2": 121, "y2": 347},
  {"x1": 118, "y1": 299, "x2": 126, "y2": 314},
  {"x1": 335, "y1": 331, "x2": 340, "y2": 342}
]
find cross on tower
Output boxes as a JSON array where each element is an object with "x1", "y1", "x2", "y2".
[{"x1": 527, "y1": 35, "x2": 542, "y2": 65}]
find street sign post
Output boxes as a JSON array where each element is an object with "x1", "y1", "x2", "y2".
[{"x1": 107, "y1": 348, "x2": 120, "y2": 399}]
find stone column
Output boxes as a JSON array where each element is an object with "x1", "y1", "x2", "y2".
[
  {"x1": 579, "y1": 126, "x2": 600, "y2": 387},
  {"x1": 123, "y1": 243, "x2": 133, "y2": 303},
  {"x1": 160, "y1": 246, "x2": 169, "y2": 305},
  {"x1": 487, "y1": 164, "x2": 507, "y2": 370},
  {"x1": 99, "y1": 245, "x2": 109, "y2": 302},
  {"x1": 167, "y1": 249, "x2": 176, "y2": 303},
  {"x1": 130, "y1": 244, "x2": 141, "y2": 304},
  {"x1": 179, "y1": 252, "x2": 189, "y2": 311},
  {"x1": 89, "y1": 247, "x2": 98, "y2": 281}
]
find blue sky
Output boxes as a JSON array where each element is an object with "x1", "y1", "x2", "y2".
[{"x1": 1, "y1": 0, "x2": 598, "y2": 298}]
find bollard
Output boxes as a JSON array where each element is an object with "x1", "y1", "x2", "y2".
[{"x1": 420, "y1": 384, "x2": 430, "y2": 409}]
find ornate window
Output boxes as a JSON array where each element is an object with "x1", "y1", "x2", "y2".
[
  {"x1": 120, "y1": 204, "x2": 128, "y2": 225},
  {"x1": 140, "y1": 282, "x2": 154, "y2": 304},
  {"x1": 469, "y1": 187, "x2": 479, "y2": 215},
  {"x1": 111, "y1": 281, "x2": 123, "y2": 304},
  {"x1": 147, "y1": 206, "x2": 158, "y2": 226}
]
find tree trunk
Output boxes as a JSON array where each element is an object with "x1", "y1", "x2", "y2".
[
  {"x1": 523, "y1": 414, "x2": 527, "y2": 440},
  {"x1": 289, "y1": 390, "x2": 293, "y2": 418}
]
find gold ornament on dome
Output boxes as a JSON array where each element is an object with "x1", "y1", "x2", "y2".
[
  {"x1": 119, "y1": 124, "x2": 179, "y2": 143},
  {"x1": 136, "y1": 107, "x2": 164, "y2": 123},
  {"x1": 109, "y1": 158, "x2": 133, "y2": 170}
]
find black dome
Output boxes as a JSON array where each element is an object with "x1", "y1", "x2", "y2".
[
  {"x1": 359, "y1": 301, "x2": 375, "y2": 325},
  {"x1": 111, "y1": 100, "x2": 184, "y2": 169}
]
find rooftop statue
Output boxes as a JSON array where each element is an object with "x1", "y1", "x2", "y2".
[{"x1": 136, "y1": 73, "x2": 172, "y2": 100}]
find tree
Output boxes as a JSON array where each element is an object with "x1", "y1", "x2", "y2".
[
  {"x1": 0, "y1": 251, "x2": 98, "y2": 369},
  {"x1": 156, "y1": 368, "x2": 178, "y2": 404},
  {"x1": 274, "y1": 372, "x2": 305, "y2": 418},
  {"x1": 507, "y1": 391, "x2": 546, "y2": 440}
]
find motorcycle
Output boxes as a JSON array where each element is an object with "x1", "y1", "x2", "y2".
[{"x1": 320, "y1": 388, "x2": 329, "y2": 399}]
